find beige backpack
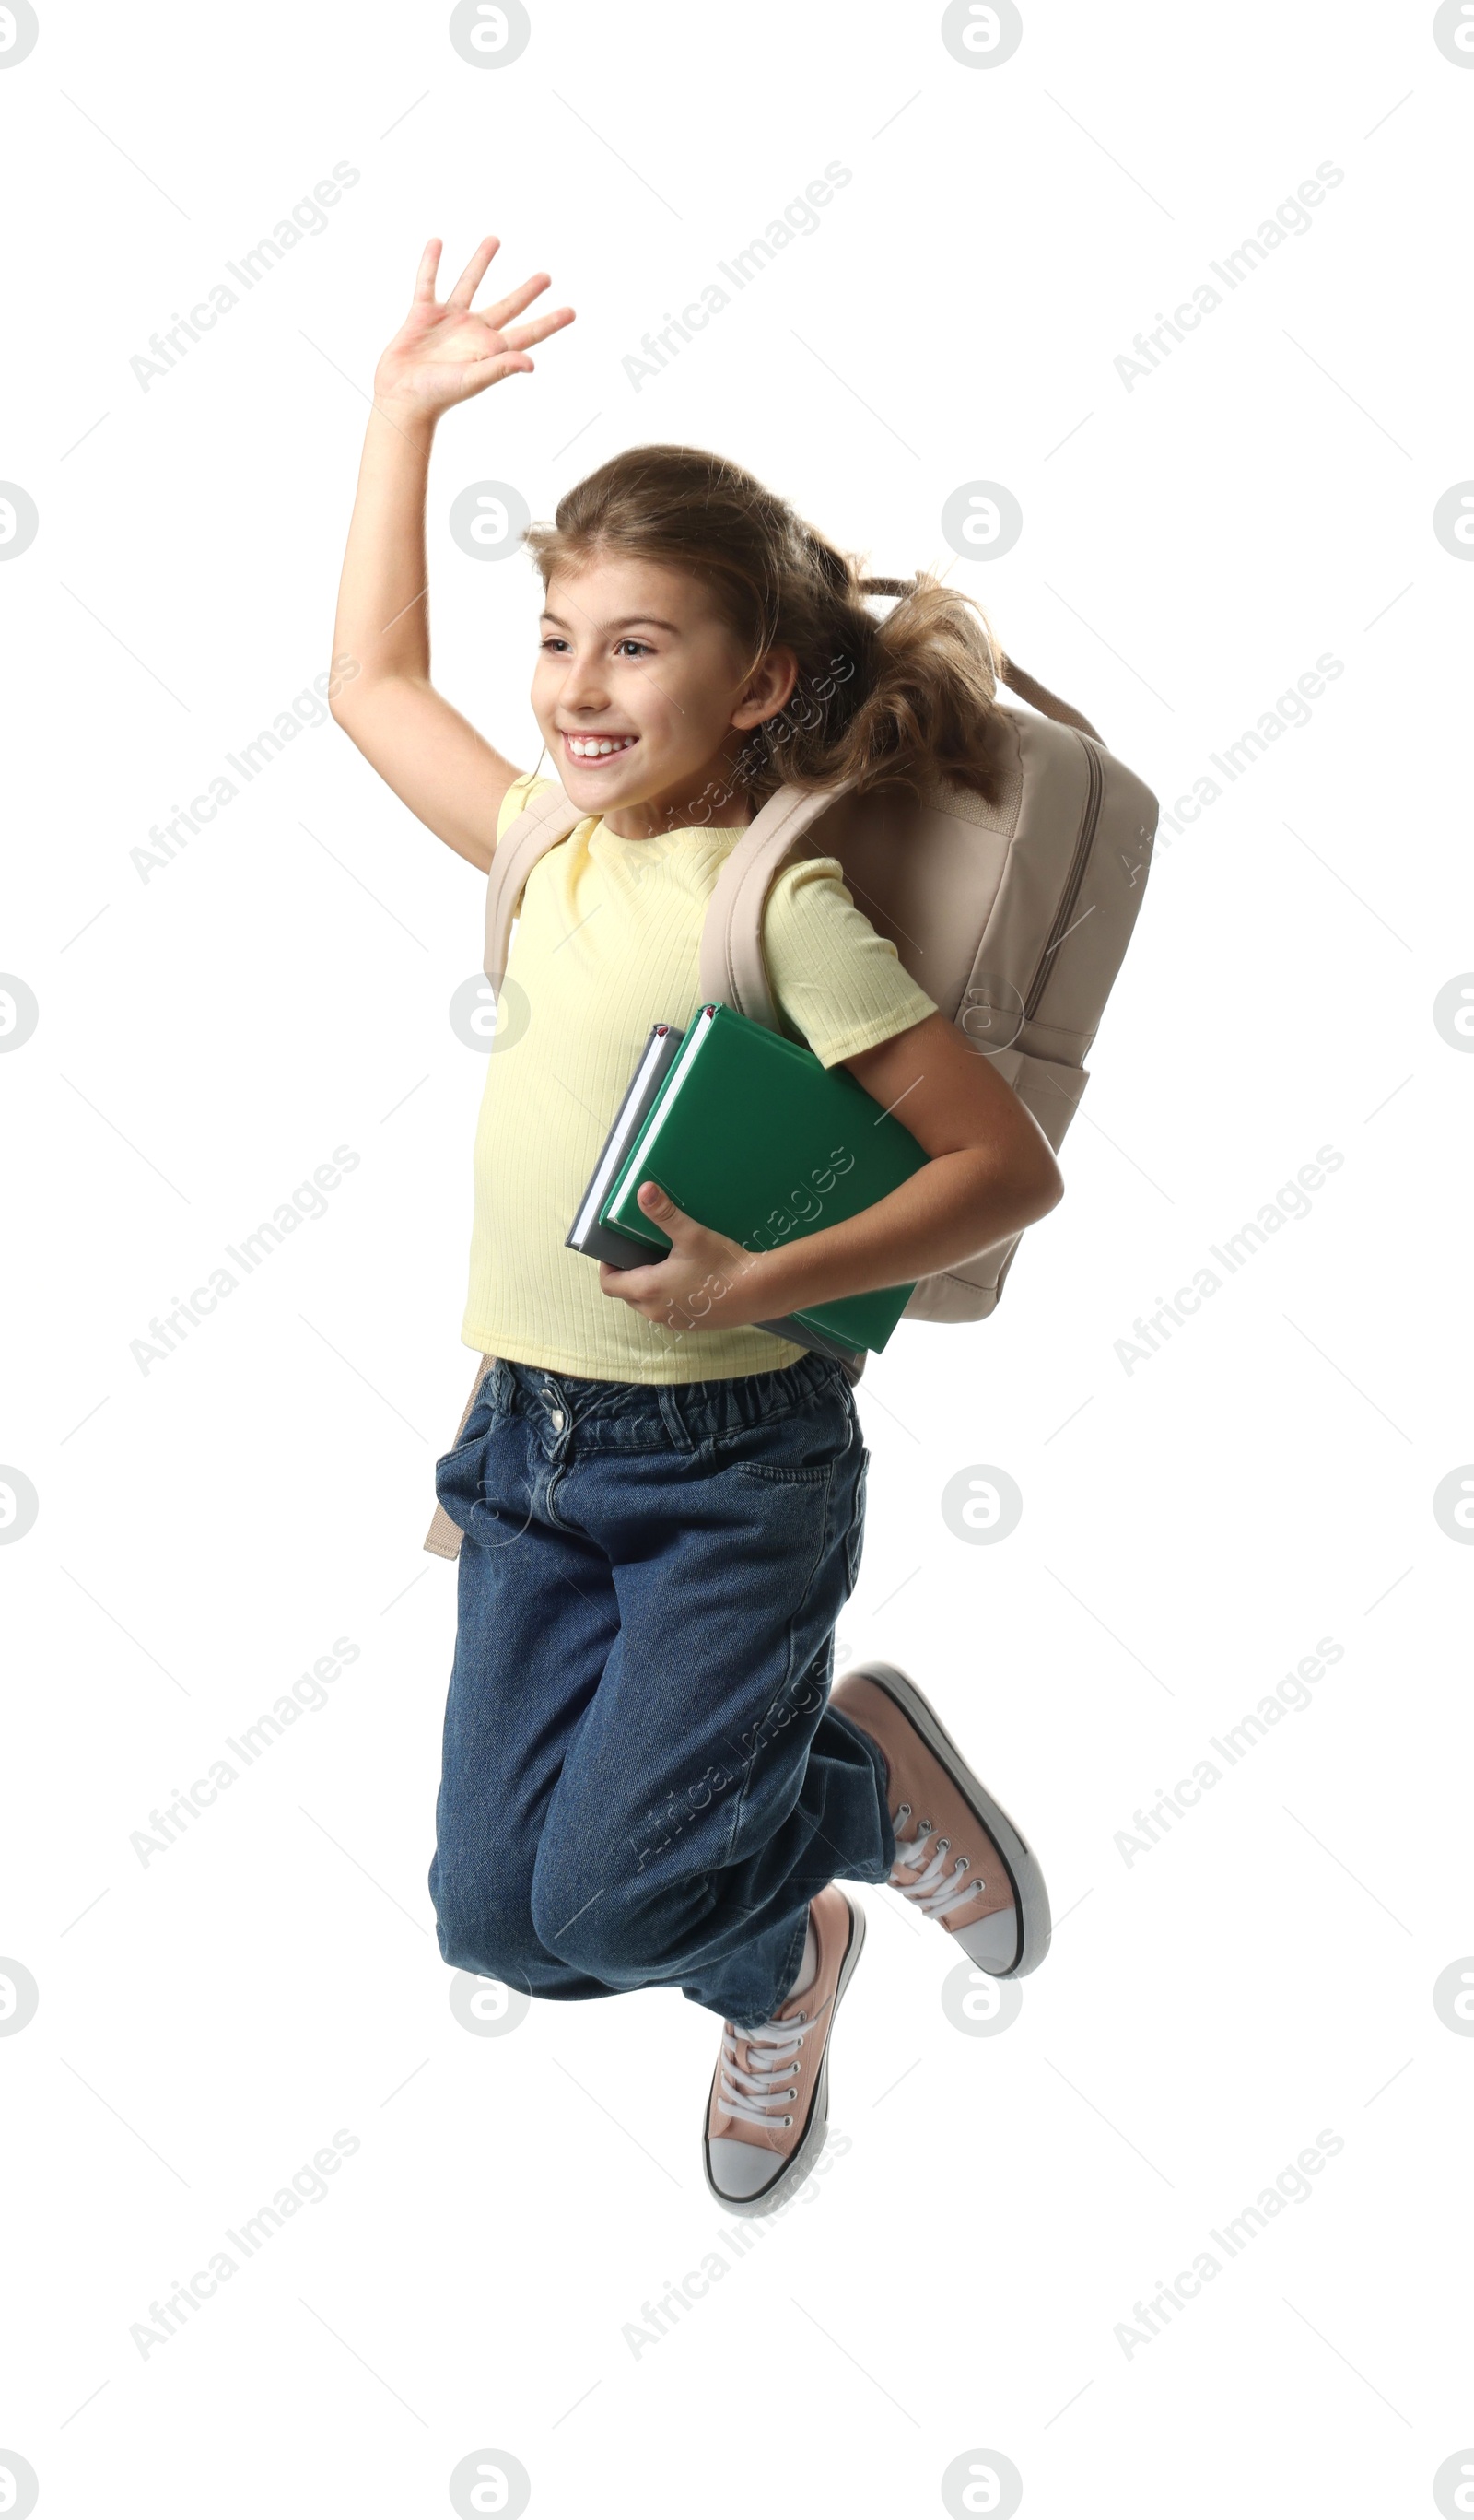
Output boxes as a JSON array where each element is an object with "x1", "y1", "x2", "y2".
[{"x1": 424, "y1": 662, "x2": 1158, "y2": 1557}]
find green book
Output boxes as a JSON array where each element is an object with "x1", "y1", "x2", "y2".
[{"x1": 599, "y1": 1000, "x2": 929, "y2": 1354}]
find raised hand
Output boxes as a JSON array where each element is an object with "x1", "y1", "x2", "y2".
[{"x1": 373, "y1": 235, "x2": 575, "y2": 422}]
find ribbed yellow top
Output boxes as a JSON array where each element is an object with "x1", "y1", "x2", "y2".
[{"x1": 461, "y1": 774, "x2": 938, "y2": 1384}]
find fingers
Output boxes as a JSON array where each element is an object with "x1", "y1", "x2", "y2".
[
  {"x1": 600, "y1": 1258, "x2": 650, "y2": 1287},
  {"x1": 502, "y1": 303, "x2": 577, "y2": 354},
  {"x1": 446, "y1": 234, "x2": 502, "y2": 310},
  {"x1": 413, "y1": 238, "x2": 443, "y2": 301},
  {"x1": 481, "y1": 268, "x2": 553, "y2": 331},
  {"x1": 638, "y1": 1179, "x2": 678, "y2": 1220},
  {"x1": 455, "y1": 350, "x2": 535, "y2": 398},
  {"x1": 597, "y1": 1261, "x2": 660, "y2": 1309}
]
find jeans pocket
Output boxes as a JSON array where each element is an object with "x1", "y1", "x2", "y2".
[
  {"x1": 434, "y1": 1375, "x2": 503, "y2": 1522},
  {"x1": 436, "y1": 1372, "x2": 499, "y2": 1468}
]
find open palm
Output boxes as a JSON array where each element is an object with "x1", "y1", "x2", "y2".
[{"x1": 374, "y1": 235, "x2": 575, "y2": 418}]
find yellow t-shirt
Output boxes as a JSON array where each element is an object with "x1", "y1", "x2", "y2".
[{"x1": 461, "y1": 773, "x2": 938, "y2": 1383}]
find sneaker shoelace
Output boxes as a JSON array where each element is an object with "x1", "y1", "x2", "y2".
[
  {"x1": 717, "y1": 2012, "x2": 808, "y2": 2131},
  {"x1": 888, "y1": 1799, "x2": 997, "y2": 1923}
]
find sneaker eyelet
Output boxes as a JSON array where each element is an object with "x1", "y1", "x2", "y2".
[{"x1": 783, "y1": 2115, "x2": 793, "y2": 2127}]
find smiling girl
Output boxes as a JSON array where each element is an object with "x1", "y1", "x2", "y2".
[{"x1": 331, "y1": 236, "x2": 1061, "y2": 2215}]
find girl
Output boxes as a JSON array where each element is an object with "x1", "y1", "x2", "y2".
[{"x1": 331, "y1": 236, "x2": 1062, "y2": 2216}]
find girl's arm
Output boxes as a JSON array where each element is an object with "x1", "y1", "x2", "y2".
[
  {"x1": 602, "y1": 1012, "x2": 1064, "y2": 1332},
  {"x1": 329, "y1": 237, "x2": 574, "y2": 873}
]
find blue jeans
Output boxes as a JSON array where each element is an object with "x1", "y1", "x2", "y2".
[{"x1": 427, "y1": 1349, "x2": 897, "y2": 2031}]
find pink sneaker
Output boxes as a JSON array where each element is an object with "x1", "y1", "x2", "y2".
[
  {"x1": 832, "y1": 1661, "x2": 1051, "y2": 1978},
  {"x1": 703, "y1": 1882, "x2": 865, "y2": 2217}
]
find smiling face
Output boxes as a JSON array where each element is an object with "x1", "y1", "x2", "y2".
[{"x1": 530, "y1": 552, "x2": 796, "y2": 838}]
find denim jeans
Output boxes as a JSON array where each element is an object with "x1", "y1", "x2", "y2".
[{"x1": 427, "y1": 1347, "x2": 897, "y2": 2031}]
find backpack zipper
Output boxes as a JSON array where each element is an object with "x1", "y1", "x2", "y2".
[{"x1": 1023, "y1": 730, "x2": 1105, "y2": 1022}]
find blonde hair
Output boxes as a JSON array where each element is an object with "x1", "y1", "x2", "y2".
[{"x1": 522, "y1": 442, "x2": 1013, "y2": 807}]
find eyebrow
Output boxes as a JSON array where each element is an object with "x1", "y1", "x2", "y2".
[{"x1": 539, "y1": 611, "x2": 683, "y2": 635}]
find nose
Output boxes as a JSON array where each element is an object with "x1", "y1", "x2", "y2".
[{"x1": 558, "y1": 648, "x2": 611, "y2": 714}]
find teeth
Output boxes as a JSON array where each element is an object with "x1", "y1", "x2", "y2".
[{"x1": 567, "y1": 734, "x2": 636, "y2": 756}]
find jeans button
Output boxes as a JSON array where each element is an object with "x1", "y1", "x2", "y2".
[{"x1": 550, "y1": 1408, "x2": 566, "y2": 1431}]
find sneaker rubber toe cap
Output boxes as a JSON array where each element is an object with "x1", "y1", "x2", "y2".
[{"x1": 707, "y1": 2136, "x2": 783, "y2": 2201}]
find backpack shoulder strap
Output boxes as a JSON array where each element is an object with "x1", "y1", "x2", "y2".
[
  {"x1": 695, "y1": 658, "x2": 1100, "y2": 1029},
  {"x1": 697, "y1": 779, "x2": 856, "y2": 1030},
  {"x1": 482, "y1": 780, "x2": 591, "y2": 985},
  {"x1": 486, "y1": 775, "x2": 862, "y2": 1011}
]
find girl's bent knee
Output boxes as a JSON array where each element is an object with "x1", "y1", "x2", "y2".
[
  {"x1": 529, "y1": 1863, "x2": 690, "y2": 1987},
  {"x1": 432, "y1": 1873, "x2": 542, "y2": 1994}
]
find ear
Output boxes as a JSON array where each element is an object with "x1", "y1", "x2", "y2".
[{"x1": 731, "y1": 642, "x2": 799, "y2": 728}]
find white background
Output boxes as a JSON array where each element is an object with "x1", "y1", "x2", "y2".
[{"x1": 3, "y1": 1, "x2": 1471, "y2": 2513}]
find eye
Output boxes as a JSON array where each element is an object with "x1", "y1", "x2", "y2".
[
  {"x1": 540, "y1": 636, "x2": 570, "y2": 653},
  {"x1": 614, "y1": 639, "x2": 653, "y2": 658}
]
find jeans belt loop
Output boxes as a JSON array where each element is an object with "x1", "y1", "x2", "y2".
[{"x1": 657, "y1": 1381, "x2": 696, "y2": 1452}]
